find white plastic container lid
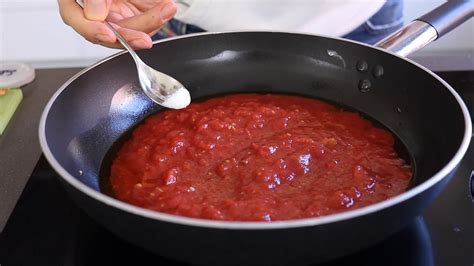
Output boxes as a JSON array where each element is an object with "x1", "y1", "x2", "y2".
[{"x1": 0, "y1": 62, "x2": 35, "y2": 88}]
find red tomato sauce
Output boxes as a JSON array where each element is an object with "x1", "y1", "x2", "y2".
[{"x1": 109, "y1": 94, "x2": 412, "y2": 221}]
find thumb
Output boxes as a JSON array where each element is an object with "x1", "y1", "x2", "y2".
[{"x1": 84, "y1": 0, "x2": 112, "y2": 21}]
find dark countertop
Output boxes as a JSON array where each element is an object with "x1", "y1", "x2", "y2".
[{"x1": 0, "y1": 68, "x2": 81, "y2": 232}]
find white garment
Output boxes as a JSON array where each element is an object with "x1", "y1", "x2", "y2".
[{"x1": 175, "y1": 0, "x2": 386, "y2": 37}]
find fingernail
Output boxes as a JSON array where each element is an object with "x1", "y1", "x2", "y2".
[
  {"x1": 85, "y1": 0, "x2": 107, "y2": 20},
  {"x1": 160, "y1": 2, "x2": 176, "y2": 21},
  {"x1": 130, "y1": 39, "x2": 150, "y2": 49},
  {"x1": 95, "y1": 33, "x2": 114, "y2": 43}
]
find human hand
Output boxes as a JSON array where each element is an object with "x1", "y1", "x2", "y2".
[{"x1": 58, "y1": 0, "x2": 177, "y2": 49}]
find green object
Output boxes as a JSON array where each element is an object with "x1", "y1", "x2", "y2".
[{"x1": 0, "y1": 89, "x2": 23, "y2": 135}]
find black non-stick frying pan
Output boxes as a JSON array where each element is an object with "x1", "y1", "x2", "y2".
[{"x1": 40, "y1": 1, "x2": 473, "y2": 265}]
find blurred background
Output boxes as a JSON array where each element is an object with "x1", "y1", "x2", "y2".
[{"x1": 0, "y1": 0, "x2": 473, "y2": 70}]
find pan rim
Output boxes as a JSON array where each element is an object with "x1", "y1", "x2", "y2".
[{"x1": 39, "y1": 31, "x2": 472, "y2": 230}]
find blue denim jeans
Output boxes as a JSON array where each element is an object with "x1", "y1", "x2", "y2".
[
  {"x1": 343, "y1": 0, "x2": 404, "y2": 44},
  {"x1": 153, "y1": 0, "x2": 403, "y2": 45}
]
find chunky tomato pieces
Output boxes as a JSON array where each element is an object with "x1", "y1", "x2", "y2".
[{"x1": 110, "y1": 94, "x2": 412, "y2": 221}]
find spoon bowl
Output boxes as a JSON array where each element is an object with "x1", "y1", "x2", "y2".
[
  {"x1": 137, "y1": 59, "x2": 191, "y2": 109},
  {"x1": 76, "y1": 0, "x2": 191, "y2": 109}
]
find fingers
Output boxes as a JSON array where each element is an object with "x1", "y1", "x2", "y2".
[
  {"x1": 129, "y1": 0, "x2": 162, "y2": 12},
  {"x1": 88, "y1": 25, "x2": 153, "y2": 49},
  {"x1": 114, "y1": 23, "x2": 153, "y2": 49},
  {"x1": 58, "y1": 0, "x2": 167, "y2": 50},
  {"x1": 115, "y1": 0, "x2": 176, "y2": 34},
  {"x1": 148, "y1": 28, "x2": 162, "y2": 38},
  {"x1": 84, "y1": 0, "x2": 113, "y2": 21},
  {"x1": 58, "y1": 0, "x2": 116, "y2": 44},
  {"x1": 107, "y1": 1, "x2": 141, "y2": 21}
]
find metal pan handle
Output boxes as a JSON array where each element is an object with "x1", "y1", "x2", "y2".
[{"x1": 375, "y1": 0, "x2": 474, "y2": 57}]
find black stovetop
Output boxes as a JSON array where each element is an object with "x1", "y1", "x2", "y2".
[{"x1": 0, "y1": 71, "x2": 473, "y2": 266}]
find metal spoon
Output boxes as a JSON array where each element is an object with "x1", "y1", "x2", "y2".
[{"x1": 76, "y1": 0, "x2": 190, "y2": 109}]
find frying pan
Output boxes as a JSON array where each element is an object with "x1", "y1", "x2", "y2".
[{"x1": 39, "y1": 1, "x2": 473, "y2": 265}]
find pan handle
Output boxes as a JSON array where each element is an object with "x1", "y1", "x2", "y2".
[{"x1": 375, "y1": 0, "x2": 474, "y2": 57}]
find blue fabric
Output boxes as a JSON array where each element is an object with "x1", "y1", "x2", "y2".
[
  {"x1": 343, "y1": 0, "x2": 404, "y2": 44},
  {"x1": 153, "y1": 0, "x2": 404, "y2": 45}
]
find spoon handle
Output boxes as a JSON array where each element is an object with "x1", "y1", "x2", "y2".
[{"x1": 75, "y1": 0, "x2": 142, "y2": 64}]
